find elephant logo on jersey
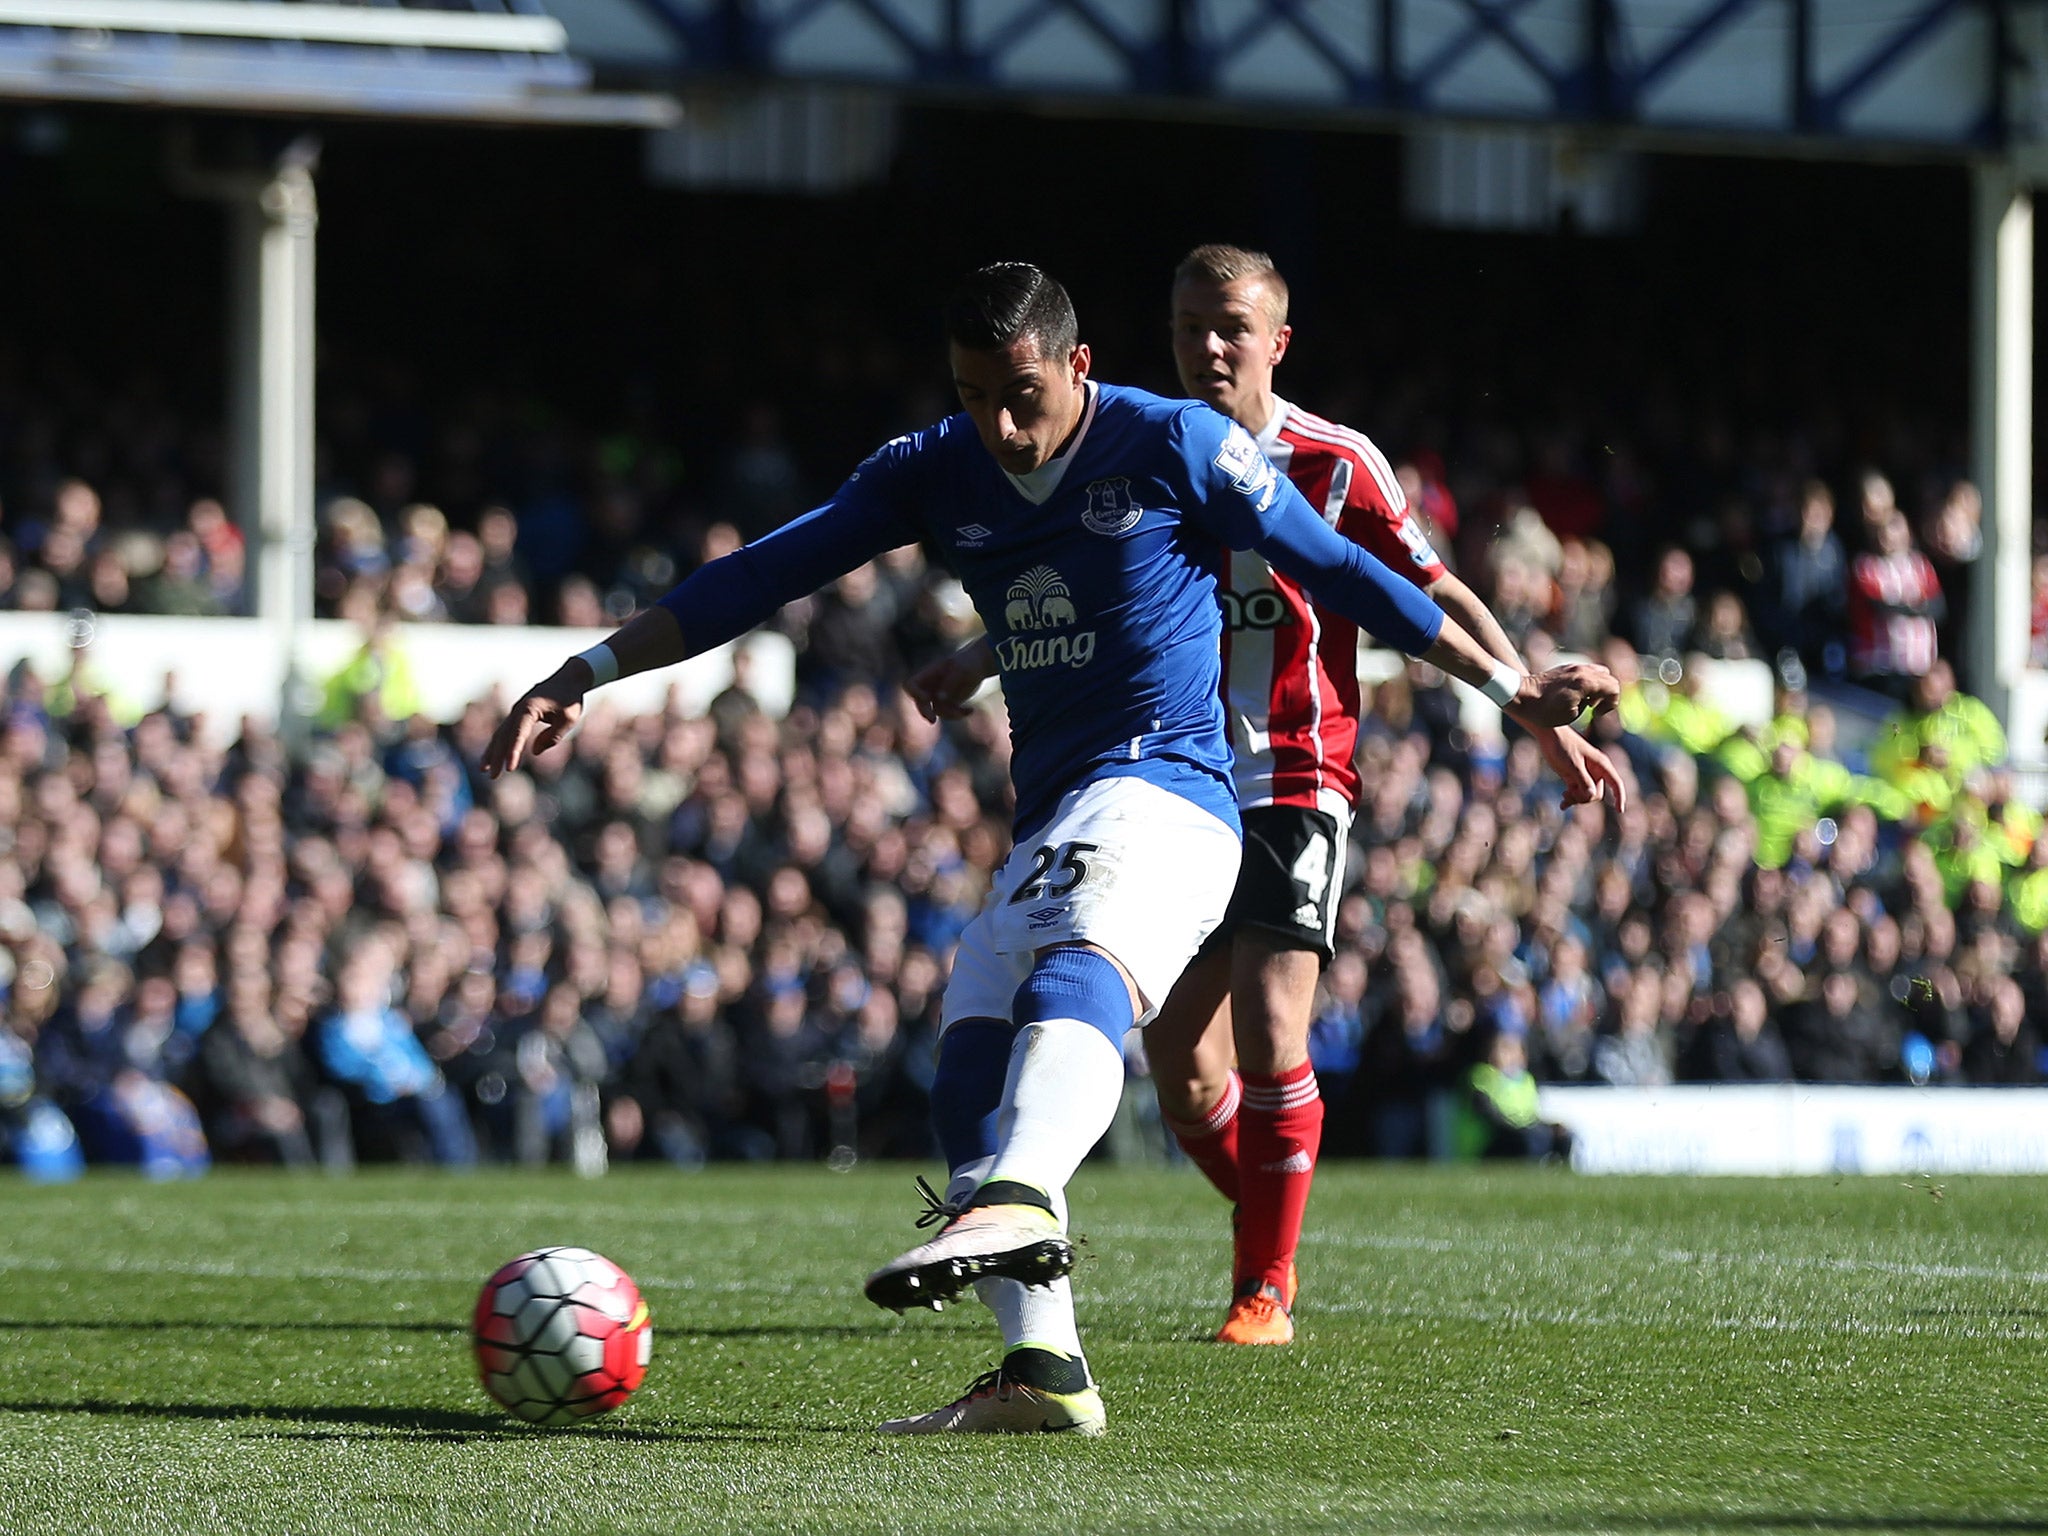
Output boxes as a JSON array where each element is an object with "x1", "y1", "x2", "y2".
[
  {"x1": 1213, "y1": 423, "x2": 1280, "y2": 512},
  {"x1": 1005, "y1": 565, "x2": 1077, "y2": 630},
  {"x1": 1081, "y1": 477, "x2": 1142, "y2": 536},
  {"x1": 996, "y1": 565, "x2": 1097, "y2": 672}
]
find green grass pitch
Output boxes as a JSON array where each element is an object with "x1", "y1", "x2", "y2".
[{"x1": 4, "y1": 1166, "x2": 2046, "y2": 1535}]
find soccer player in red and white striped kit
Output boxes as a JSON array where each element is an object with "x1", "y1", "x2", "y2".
[{"x1": 1150, "y1": 245, "x2": 1627, "y2": 1344}]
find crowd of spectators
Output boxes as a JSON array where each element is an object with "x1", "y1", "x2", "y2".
[
  {"x1": 1470, "y1": 464, "x2": 1979, "y2": 706},
  {"x1": 2, "y1": 331, "x2": 2046, "y2": 1175},
  {"x1": 1311, "y1": 647, "x2": 2045, "y2": 1158},
  {"x1": 0, "y1": 328, "x2": 2008, "y2": 717},
  {"x1": 0, "y1": 484, "x2": 2044, "y2": 1177},
  {"x1": 0, "y1": 600, "x2": 976, "y2": 1175}
]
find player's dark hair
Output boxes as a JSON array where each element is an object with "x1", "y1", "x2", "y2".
[{"x1": 943, "y1": 263, "x2": 1079, "y2": 359}]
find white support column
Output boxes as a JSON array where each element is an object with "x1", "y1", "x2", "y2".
[
  {"x1": 228, "y1": 145, "x2": 318, "y2": 643},
  {"x1": 1969, "y1": 161, "x2": 2032, "y2": 727},
  {"x1": 172, "y1": 132, "x2": 322, "y2": 734}
]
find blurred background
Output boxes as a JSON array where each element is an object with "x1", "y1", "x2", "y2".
[{"x1": 3, "y1": 0, "x2": 2048, "y2": 1182}]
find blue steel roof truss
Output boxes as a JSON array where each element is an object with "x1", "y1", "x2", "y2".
[
  {"x1": 1407, "y1": 0, "x2": 1586, "y2": 114},
  {"x1": 1198, "y1": 0, "x2": 1387, "y2": 105},
  {"x1": 624, "y1": 0, "x2": 2009, "y2": 151}
]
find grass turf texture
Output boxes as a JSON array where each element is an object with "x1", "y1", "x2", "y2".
[{"x1": 3, "y1": 1168, "x2": 2045, "y2": 1536}]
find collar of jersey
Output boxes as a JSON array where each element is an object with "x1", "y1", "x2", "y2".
[
  {"x1": 1252, "y1": 393, "x2": 1292, "y2": 456},
  {"x1": 1001, "y1": 381, "x2": 1098, "y2": 505}
]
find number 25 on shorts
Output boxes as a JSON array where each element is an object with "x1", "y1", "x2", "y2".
[{"x1": 1010, "y1": 841, "x2": 1099, "y2": 904}]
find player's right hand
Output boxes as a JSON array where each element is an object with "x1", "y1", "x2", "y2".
[
  {"x1": 1510, "y1": 663, "x2": 1621, "y2": 730},
  {"x1": 482, "y1": 668, "x2": 586, "y2": 777},
  {"x1": 906, "y1": 638, "x2": 996, "y2": 722},
  {"x1": 1531, "y1": 724, "x2": 1629, "y2": 811}
]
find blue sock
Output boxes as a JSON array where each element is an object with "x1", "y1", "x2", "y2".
[
  {"x1": 930, "y1": 1019, "x2": 1018, "y2": 1172},
  {"x1": 1014, "y1": 947, "x2": 1132, "y2": 1048}
]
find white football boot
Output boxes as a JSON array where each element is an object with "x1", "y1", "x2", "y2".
[
  {"x1": 863, "y1": 1180, "x2": 1074, "y2": 1313},
  {"x1": 879, "y1": 1354, "x2": 1105, "y2": 1436}
]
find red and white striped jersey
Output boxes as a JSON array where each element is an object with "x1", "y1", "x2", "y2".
[
  {"x1": 1221, "y1": 397, "x2": 1446, "y2": 815},
  {"x1": 1847, "y1": 549, "x2": 1942, "y2": 680}
]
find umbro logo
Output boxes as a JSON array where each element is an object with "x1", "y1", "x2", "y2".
[
  {"x1": 956, "y1": 523, "x2": 992, "y2": 547},
  {"x1": 1026, "y1": 905, "x2": 1064, "y2": 928}
]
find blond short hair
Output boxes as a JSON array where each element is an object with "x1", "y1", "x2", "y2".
[{"x1": 1173, "y1": 244, "x2": 1289, "y2": 330}]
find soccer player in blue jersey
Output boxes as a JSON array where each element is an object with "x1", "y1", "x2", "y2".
[{"x1": 483, "y1": 264, "x2": 1615, "y2": 1435}]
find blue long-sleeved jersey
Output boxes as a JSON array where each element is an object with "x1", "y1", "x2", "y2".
[{"x1": 659, "y1": 383, "x2": 1443, "y2": 836}]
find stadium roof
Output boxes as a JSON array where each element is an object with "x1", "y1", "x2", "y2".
[
  {"x1": 3, "y1": 2, "x2": 2031, "y2": 153},
  {"x1": 0, "y1": 0, "x2": 676, "y2": 124},
  {"x1": 550, "y1": 0, "x2": 2021, "y2": 156}
]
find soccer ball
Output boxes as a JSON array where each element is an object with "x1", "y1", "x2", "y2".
[{"x1": 472, "y1": 1246, "x2": 653, "y2": 1425}]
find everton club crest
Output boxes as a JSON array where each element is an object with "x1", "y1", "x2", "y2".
[{"x1": 1081, "y1": 477, "x2": 1142, "y2": 536}]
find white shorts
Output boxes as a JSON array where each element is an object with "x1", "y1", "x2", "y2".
[{"x1": 940, "y1": 775, "x2": 1242, "y2": 1031}]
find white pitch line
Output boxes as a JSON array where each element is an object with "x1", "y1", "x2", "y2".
[
  {"x1": 1094, "y1": 1221, "x2": 2048, "y2": 1287},
  {"x1": 9, "y1": 1222, "x2": 2043, "y2": 1291},
  {"x1": 7, "y1": 1215, "x2": 2044, "y2": 1350},
  {"x1": 3, "y1": 1249, "x2": 2040, "y2": 1344}
]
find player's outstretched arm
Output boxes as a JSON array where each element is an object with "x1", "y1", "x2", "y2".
[
  {"x1": 482, "y1": 605, "x2": 686, "y2": 778},
  {"x1": 484, "y1": 449, "x2": 920, "y2": 778},
  {"x1": 1223, "y1": 451, "x2": 1619, "y2": 725},
  {"x1": 1187, "y1": 417, "x2": 1619, "y2": 740}
]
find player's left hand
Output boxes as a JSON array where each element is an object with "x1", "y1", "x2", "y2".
[
  {"x1": 482, "y1": 668, "x2": 585, "y2": 777},
  {"x1": 1510, "y1": 663, "x2": 1620, "y2": 730},
  {"x1": 906, "y1": 638, "x2": 996, "y2": 722},
  {"x1": 1530, "y1": 724, "x2": 1628, "y2": 811}
]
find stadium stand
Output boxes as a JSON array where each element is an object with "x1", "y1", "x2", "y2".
[
  {"x1": 0, "y1": 466, "x2": 2041, "y2": 1172},
  {"x1": 0, "y1": 343, "x2": 1979, "y2": 680}
]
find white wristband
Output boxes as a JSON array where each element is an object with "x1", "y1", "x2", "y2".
[
  {"x1": 1479, "y1": 660, "x2": 1524, "y2": 708},
  {"x1": 574, "y1": 643, "x2": 619, "y2": 688}
]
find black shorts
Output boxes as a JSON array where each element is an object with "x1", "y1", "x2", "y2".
[{"x1": 1200, "y1": 804, "x2": 1348, "y2": 963}]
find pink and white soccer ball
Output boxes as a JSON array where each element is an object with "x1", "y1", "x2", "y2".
[{"x1": 472, "y1": 1246, "x2": 653, "y2": 1425}]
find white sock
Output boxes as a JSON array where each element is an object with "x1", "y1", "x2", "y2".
[
  {"x1": 952, "y1": 1153, "x2": 1085, "y2": 1367},
  {"x1": 943, "y1": 1155, "x2": 995, "y2": 1211},
  {"x1": 950, "y1": 1026, "x2": 1115, "y2": 1379},
  {"x1": 976, "y1": 1275, "x2": 1084, "y2": 1365},
  {"x1": 986, "y1": 1018, "x2": 1124, "y2": 1216}
]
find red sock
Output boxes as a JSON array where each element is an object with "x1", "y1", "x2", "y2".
[
  {"x1": 1165, "y1": 1070, "x2": 1241, "y2": 1205},
  {"x1": 1236, "y1": 1062, "x2": 1323, "y2": 1299}
]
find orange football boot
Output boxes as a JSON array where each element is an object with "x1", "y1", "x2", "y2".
[{"x1": 1215, "y1": 1277, "x2": 1294, "y2": 1346}]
